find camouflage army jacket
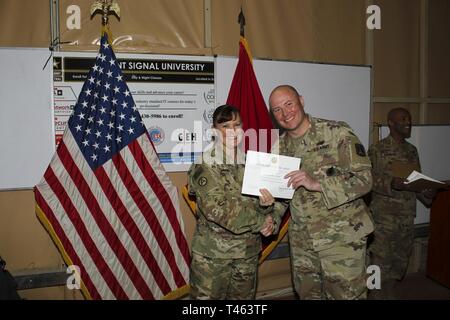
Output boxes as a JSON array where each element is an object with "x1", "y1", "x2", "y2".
[
  {"x1": 368, "y1": 134, "x2": 420, "y2": 220},
  {"x1": 274, "y1": 115, "x2": 374, "y2": 251},
  {"x1": 188, "y1": 145, "x2": 287, "y2": 259}
]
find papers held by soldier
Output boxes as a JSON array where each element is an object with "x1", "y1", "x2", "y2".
[
  {"x1": 403, "y1": 170, "x2": 447, "y2": 192},
  {"x1": 242, "y1": 150, "x2": 301, "y2": 199}
]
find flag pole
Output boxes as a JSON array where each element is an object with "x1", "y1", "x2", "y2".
[
  {"x1": 237, "y1": 7, "x2": 253, "y2": 63},
  {"x1": 238, "y1": 6, "x2": 246, "y2": 37}
]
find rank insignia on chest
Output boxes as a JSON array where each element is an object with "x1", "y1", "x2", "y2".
[
  {"x1": 326, "y1": 166, "x2": 336, "y2": 176},
  {"x1": 309, "y1": 144, "x2": 330, "y2": 152},
  {"x1": 198, "y1": 176, "x2": 208, "y2": 187}
]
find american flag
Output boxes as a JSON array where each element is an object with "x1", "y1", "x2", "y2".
[{"x1": 34, "y1": 32, "x2": 190, "y2": 299}]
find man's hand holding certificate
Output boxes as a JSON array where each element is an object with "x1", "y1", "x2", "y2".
[{"x1": 242, "y1": 150, "x2": 301, "y2": 199}]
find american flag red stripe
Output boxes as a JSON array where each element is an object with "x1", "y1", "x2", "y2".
[
  {"x1": 44, "y1": 148, "x2": 138, "y2": 299},
  {"x1": 99, "y1": 160, "x2": 180, "y2": 296},
  {"x1": 38, "y1": 165, "x2": 128, "y2": 299},
  {"x1": 111, "y1": 144, "x2": 182, "y2": 291},
  {"x1": 102, "y1": 135, "x2": 189, "y2": 296},
  {"x1": 94, "y1": 166, "x2": 170, "y2": 296},
  {"x1": 36, "y1": 129, "x2": 190, "y2": 299},
  {"x1": 35, "y1": 188, "x2": 102, "y2": 299},
  {"x1": 35, "y1": 31, "x2": 190, "y2": 299},
  {"x1": 56, "y1": 140, "x2": 154, "y2": 299},
  {"x1": 129, "y1": 137, "x2": 190, "y2": 265},
  {"x1": 132, "y1": 136, "x2": 190, "y2": 287}
]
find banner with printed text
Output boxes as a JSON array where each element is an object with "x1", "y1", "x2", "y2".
[{"x1": 53, "y1": 52, "x2": 214, "y2": 172}]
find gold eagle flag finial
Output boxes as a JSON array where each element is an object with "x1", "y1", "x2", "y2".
[{"x1": 90, "y1": 0, "x2": 120, "y2": 26}]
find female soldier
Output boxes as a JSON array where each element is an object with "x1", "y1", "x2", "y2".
[{"x1": 187, "y1": 104, "x2": 286, "y2": 299}]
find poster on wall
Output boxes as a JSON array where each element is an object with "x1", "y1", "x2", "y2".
[{"x1": 53, "y1": 52, "x2": 215, "y2": 172}]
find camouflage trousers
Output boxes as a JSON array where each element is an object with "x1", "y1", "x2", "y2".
[
  {"x1": 289, "y1": 221, "x2": 369, "y2": 300},
  {"x1": 369, "y1": 215, "x2": 414, "y2": 281},
  {"x1": 368, "y1": 215, "x2": 414, "y2": 299},
  {"x1": 189, "y1": 252, "x2": 258, "y2": 300}
]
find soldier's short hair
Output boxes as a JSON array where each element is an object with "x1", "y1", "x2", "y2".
[
  {"x1": 387, "y1": 107, "x2": 410, "y2": 122},
  {"x1": 212, "y1": 104, "x2": 240, "y2": 127},
  {"x1": 270, "y1": 84, "x2": 300, "y2": 99}
]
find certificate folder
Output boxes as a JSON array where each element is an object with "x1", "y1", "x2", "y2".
[{"x1": 391, "y1": 161, "x2": 420, "y2": 179}]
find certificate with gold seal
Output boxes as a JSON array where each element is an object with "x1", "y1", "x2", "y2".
[{"x1": 242, "y1": 150, "x2": 301, "y2": 199}]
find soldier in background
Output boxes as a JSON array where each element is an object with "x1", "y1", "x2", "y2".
[
  {"x1": 368, "y1": 107, "x2": 435, "y2": 299},
  {"x1": 187, "y1": 104, "x2": 287, "y2": 299},
  {"x1": 269, "y1": 85, "x2": 374, "y2": 299}
]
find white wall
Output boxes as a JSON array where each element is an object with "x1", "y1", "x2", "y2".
[
  {"x1": 215, "y1": 56, "x2": 371, "y2": 147},
  {"x1": 0, "y1": 48, "x2": 54, "y2": 190}
]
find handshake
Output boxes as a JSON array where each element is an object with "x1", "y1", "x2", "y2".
[
  {"x1": 260, "y1": 215, "x2": 275, "y2": 237},
  {"x1": 258, "y1": 188, "x2": 276, "y2": 237}
]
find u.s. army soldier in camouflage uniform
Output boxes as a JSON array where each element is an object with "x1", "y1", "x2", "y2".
[
  {"x1": 269, "y1": 85, "x2": 374, "y2": 300},
  {"x1": 188, "y1": 105, "x2": 287, "y2": 300},
  {"x1": 368, "y1": 108, "x2": 434, "y2": 299}
]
